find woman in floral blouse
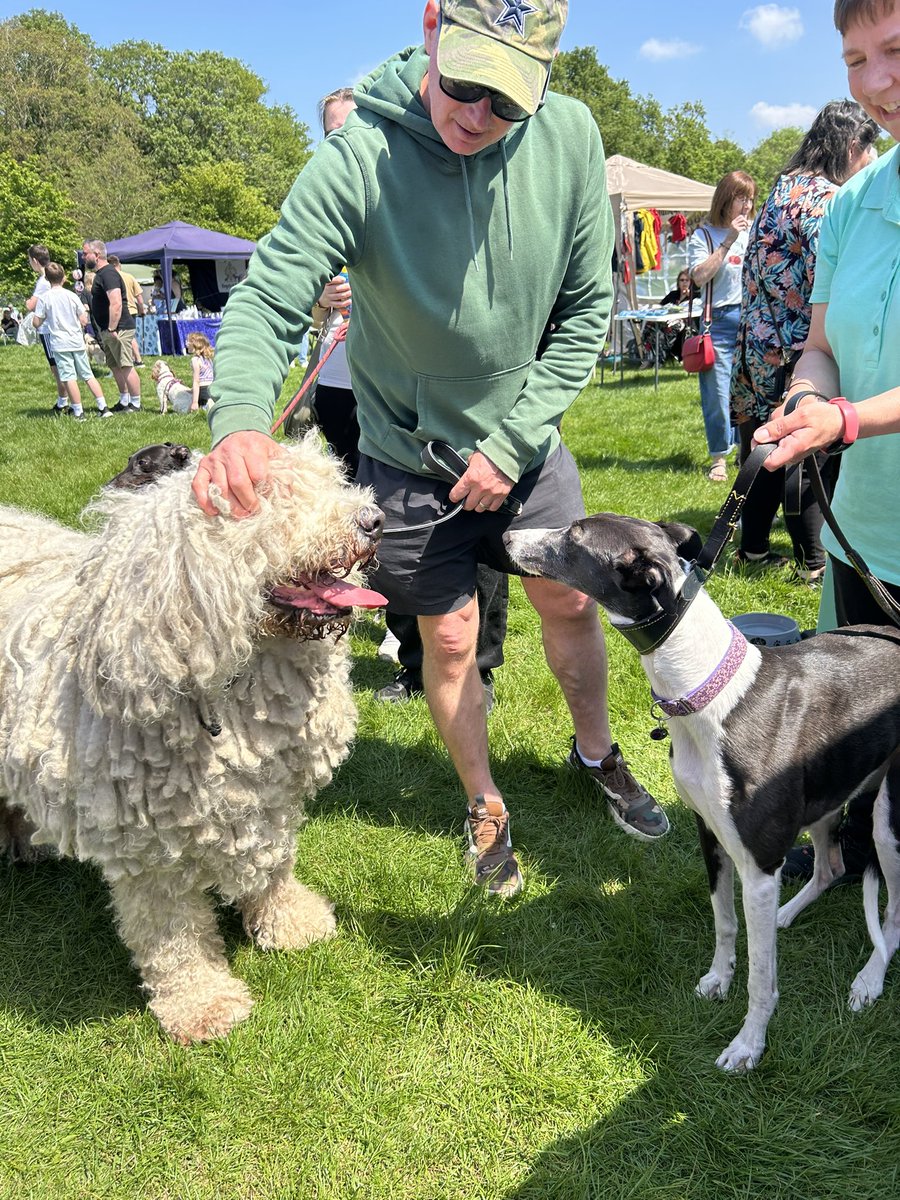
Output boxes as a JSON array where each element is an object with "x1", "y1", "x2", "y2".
[{"x1": 731, "y1": 99, "x2": 878, "y2": 581}]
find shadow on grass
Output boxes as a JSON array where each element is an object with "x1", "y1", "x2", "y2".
[{"x1": 0, "y1": 853, "x2": 252, "y2": 1030}]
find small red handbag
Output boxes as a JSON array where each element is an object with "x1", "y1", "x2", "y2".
[
  {"x1": 682, "y1": 229, "x2": 716, "y2": 374},
  {"x1": 681, "y1": 330, "x2": 715, "y2": 373}
]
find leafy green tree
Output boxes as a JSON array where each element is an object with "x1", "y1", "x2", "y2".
[
  {"x1": 163, "y1": 161, "x2": 278, "y2": 241},
  {"x1": 101, "y1": 41, "x2": 312, "y2": 211},
  {"x1": 0, "y1": 10, "x2": 155, "y2": 239},
  {"x1": 745, "y1": 127, "x2": 804, "y2": 194},
  {"x1": 0, "y1": 152, "x2": 78, "y2": 297},
  {"x1": 553, "y1": 47, "x2": 659, "y2": 164}
]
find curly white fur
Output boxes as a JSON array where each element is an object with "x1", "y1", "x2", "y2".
[{"x1": 0, "y1": 434, "x2": 380, "y2": 1043}]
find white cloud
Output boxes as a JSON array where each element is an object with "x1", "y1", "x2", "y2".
[
  {"x1": 639, "y1": 38, "x2": 702, "y2": 62},
  {"x1": 750, "y1": 101, "x2": 817, "y2": 130},
  {"x1": 739, "y1": 5, "x2": 804, "y2": 49}
]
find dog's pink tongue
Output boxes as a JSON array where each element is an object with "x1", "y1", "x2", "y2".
[{"x1": 270, "y1": 579, "x2": 387, "y2": 612}]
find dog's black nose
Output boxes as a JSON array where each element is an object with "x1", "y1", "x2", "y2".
[{"x1": 359, "y1": 506, "x2": 385, "y2": 541}]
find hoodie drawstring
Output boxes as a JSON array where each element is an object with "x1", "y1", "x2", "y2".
[
  {"x1": 458, "y1": 144, "x2": 514, "y2": 271},
  {"x1": 500, "y1": 140, "x2": 513, "y2": 260},
  {"x1": 458, "y1": 154, "x2": 479, "y2": 272}
]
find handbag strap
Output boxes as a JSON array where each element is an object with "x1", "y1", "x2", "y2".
[{"x1": 699, "y1": 227, "x2": 714, "y2": 333}]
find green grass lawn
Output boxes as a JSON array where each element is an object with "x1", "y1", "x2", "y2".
[{"x1": 0, "y1": 342, "x2": 897, "y2": 1199}]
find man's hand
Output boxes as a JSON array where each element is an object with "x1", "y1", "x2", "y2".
[
  {"x1": 448, "y1": 450, "x2": 514, "y2": 513},
  {"x1": 192, "y1": 431, "x2": 284, "y2": 518},
  {"x1": 753, "y1": 397, "x2": 843, "y2": 469}
]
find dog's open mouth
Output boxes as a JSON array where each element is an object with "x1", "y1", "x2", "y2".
[{"x1": 267, "y1": 574, "x2": 387, "y2": 618}]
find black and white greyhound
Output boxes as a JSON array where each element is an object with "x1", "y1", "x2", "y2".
[{"x1": 505, "y1": 514, "x2": 900, "y2": 1072}]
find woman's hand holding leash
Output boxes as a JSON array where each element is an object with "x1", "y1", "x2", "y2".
[{"x1": 753, "y1": 395, "x2": 844, "y2": 469}]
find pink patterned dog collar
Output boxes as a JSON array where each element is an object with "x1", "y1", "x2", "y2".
[{"x1": 651, "y1": 622, "x2": 748, "y2": 717}]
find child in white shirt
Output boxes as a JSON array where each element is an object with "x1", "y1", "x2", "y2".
[{"x1": 32, "y1": 263, "x2": 110, "y2": 419}]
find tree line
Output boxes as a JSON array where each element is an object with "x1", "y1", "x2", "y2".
[{"x1": 1, "y1": 8, "x2": 848, "y2": 299}]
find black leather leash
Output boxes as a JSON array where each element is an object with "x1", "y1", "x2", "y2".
[
  {"x1": 381, "y1": 441, "x2": 523, "y2": 536},
  {"x1": 781, "y1": 394, "x2": 900, "y2": 627},
  {"x1": 619, "y1": 444, "x2": 779, "y2": 654}
]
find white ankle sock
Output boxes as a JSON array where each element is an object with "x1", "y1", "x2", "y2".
[
  {"x1": 129, "y1": 395, "x2": 141, "y2": 408},
  {"x1": 576, "y1": 742, "x2": 611, "y2": 769}
]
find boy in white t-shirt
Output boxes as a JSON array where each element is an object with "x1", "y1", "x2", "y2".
[{"x1": 32, "y1": 263, "x2": 110, "y2": 420}]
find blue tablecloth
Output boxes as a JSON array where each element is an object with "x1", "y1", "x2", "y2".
[{"x1": 157, "y1": 317, "x2": 222, "y2": 356}]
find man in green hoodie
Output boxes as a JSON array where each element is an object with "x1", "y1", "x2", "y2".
[{"x1": 192, "y1": 0, "x2": 669, "y2": 896}]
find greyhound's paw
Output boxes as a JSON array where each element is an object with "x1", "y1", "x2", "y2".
[
  {"x1": 849, "y1": 971, "x2": 884, "y2": 1012},
  {"x1": 715, "y1": 1035, "x2": 764, "y2": 1073},
  {"x1": 695, "y1": 970, "x2": 732, "y2": 1000}
]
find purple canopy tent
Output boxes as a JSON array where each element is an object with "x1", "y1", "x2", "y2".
[{"x1": 104, "y1": 221, "x2": 256, "y2": 350}]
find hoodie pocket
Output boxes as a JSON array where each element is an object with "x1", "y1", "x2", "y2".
[{"x1": 411, "y1": 358, "x2": 535, "y2": 452}]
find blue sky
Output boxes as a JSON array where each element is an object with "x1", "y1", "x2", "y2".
[{"x1": 2, "y1": 0, "x2": 853, "y2": 150}]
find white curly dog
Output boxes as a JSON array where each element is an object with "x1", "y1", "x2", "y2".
[{"x1": 0, "y1": 434, "x2": 385, "y2": 1043}]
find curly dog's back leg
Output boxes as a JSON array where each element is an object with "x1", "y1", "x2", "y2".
[
  {"x1": 0, "y1": 797, "x2": 53, "y2": 864},
  {"x1": 239, "y1": 858, "x2": 337, "y2": 951},
  {"x1": 109, "y1": 870, "x2": 253, "y2": 1044}
]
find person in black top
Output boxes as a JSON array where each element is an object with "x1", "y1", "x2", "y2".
[
  {"x1": 660, "y1": 268, "x2": 699, "y2": 359},
  {"x1": 82, "y1": 240, "x2": 142, "y2": 412}
]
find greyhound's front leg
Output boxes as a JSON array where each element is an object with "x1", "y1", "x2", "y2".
[
  {"x1": 716, "y1": 864, "x2": 780, "y2": 1072},
  {"x1": 694, "y1": 815, "x2": 738, "y2": 1001}
]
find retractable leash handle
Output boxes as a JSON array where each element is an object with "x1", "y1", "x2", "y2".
[{"x1": 421, "y1": 441, "x2": 524, "y2": 517}]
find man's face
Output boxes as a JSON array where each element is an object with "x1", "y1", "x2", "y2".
[
  {"x1": 421, "y1": 4, "x2": 513, "y2": 156},
  {"x1": 82, "y1": 244, "x2": 98, "y2": 270}
]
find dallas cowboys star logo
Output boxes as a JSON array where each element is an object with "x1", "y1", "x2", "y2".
[{"x1": 494, "y1": 0, "x2": 538, "y2": 38}]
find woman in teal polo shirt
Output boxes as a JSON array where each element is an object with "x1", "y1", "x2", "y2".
[{"x1": 753, "y1": 0, "x2": 900, "y2": 882}]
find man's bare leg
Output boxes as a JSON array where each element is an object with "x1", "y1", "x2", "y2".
[{"x1": 419, "y1": 599, "x2": 521, "y2": 894}]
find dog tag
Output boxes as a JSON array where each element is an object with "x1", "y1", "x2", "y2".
[{"x1": 649, "y1": 725, "x2": 669, "y2": 741}]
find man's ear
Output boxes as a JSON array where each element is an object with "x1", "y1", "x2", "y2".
[{"x1": 423, "y1": 0, "x2": 440, "y2": 49}]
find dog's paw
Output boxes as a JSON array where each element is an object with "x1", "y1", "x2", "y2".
[
  {"x1": 849, "y1": 970, "x2": 884, "y2": 1012},
  {"x1": 695, "y1": 969, "x2": 732, "y2": 1001},
  {"x1": 715, "y1": 1035, "x2": 764, "y2": 1073},
  {"x1": 243, "y1": 882, "x2": 337, "y2": 951},
  {"x1": 151, "y1": 978, "x2": 254, "y2": 1044}
]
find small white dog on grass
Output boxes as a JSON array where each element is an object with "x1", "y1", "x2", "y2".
[
  {"x1": 151, "y1": 359, "x2": 199, "y2": 414},
  {"x1": 0, "y1": 434, "x2": 385, "y2": 1043}
]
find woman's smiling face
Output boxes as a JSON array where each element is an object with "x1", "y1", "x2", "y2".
[{"x1": 843, "y1": 7, "x2": 900, "y2": 137}]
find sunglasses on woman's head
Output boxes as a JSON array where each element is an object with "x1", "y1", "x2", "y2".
[{"x1": 438, "y1": 74, "x2": 534, "y2": 122}]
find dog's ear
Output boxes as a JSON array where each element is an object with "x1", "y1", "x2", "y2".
[
  {"x1": 657, "y1": 521, "x2": 702, "y2": 562},
  {"x1": 616, "y1": 547, "x2": 669, "y2": 595}
]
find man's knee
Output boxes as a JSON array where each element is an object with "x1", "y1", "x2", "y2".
[
  {"x1": 419, "y1": 601, "x2": 479, "y2": 664},
  {"x1": 525, "y1": 578, "x2": 598, "y2": 623}
]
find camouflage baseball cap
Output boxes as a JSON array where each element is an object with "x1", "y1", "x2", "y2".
[{"x1": 438, "y1": 0, "x2": 568, "y2": 117}]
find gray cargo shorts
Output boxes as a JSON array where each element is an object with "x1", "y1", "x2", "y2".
[{"x1": 356, "y1": 444, "x2": 586, "y2": 616}]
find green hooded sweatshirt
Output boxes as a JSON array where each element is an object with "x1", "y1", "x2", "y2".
[{"x1": 208, "y1": 45, "x2": 613, "y2": 483}]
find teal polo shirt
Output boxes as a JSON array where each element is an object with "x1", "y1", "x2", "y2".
[{"x1": 811, "y1": 144, "x2": 900, "y2": 586}]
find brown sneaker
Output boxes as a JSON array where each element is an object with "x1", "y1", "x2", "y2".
[
  {"x1": 567, "y1": 738, "x2": 669, "y2": 841},
  {"x1": 464, "y1": 798, "x2": 523, "y2": 897}
]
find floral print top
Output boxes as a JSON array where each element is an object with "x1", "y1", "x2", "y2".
[{"x1": 731, "y1": 170, "x2": 838, "y2": 423}]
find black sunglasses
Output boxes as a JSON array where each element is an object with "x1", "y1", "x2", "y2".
[{"x1": 438, "y1": 74, "x2": 535, "y2": 123}]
